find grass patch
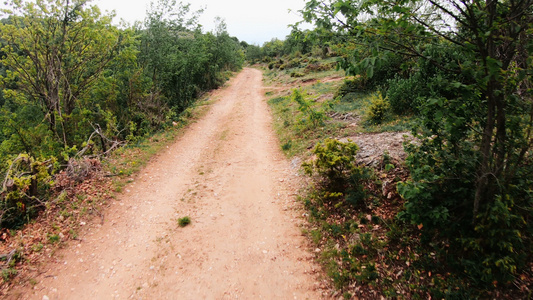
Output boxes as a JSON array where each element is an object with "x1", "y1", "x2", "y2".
[
  {"x1": 178, "y1": 216, "x2": 191, "y2": 227},
  {"x1": 361, "y1": 116, "x2": 415, "y2": 133},
  {"x1": 332, "y1": 92, "x2": 367, "y2": 112},
  {"x1": 268, "y1": 93, "x2": 343, "y2": 157},
  {"x1": 264, "y1": 61, "x2": 411, "y2": 160},
  {"x1": 47, "y1": 234, "x2": 60, "y2": 244}
]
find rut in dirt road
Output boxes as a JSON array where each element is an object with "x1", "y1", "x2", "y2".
[{"x1": 17, "y1": 68, "x2": 323, "y2": 299}]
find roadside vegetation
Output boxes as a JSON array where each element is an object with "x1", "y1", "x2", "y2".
[
  {"x1": 256, "y1": 0, "x2": 532, "y2": 298},
  {"x1": 0, "y1": 0, "x2": 531, "y2": 298},
  {"x1": 0, "y1": 0, "x2": 243, "y2": 288}
]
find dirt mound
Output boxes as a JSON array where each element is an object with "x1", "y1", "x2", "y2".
[{"x1": 340, "y1": 132, "x2": 412, "y2": 166}]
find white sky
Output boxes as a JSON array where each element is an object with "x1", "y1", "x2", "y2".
[{"x1": 93, "y1": 0, "x2": 310, "y2": 45}]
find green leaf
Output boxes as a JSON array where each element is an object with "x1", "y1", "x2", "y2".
[{"x1": 366, "y1": 66, "x2": 374, "y2": 78}]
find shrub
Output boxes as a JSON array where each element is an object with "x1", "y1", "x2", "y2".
[
  {"x1": 366, "y1": 92, "x2": 389, "y2": 124},
  {"x1": 304, "y1": 139, "x2": 359, "y2": 188},
  {"x1": 290, "y1": 71, "x2": 305, "y2": 78},
  {"x1": 339, "y1": 52, "x2": 406, "y2": 91},
  {"x1": 398, "y1": 88, "x2": 533, "y2": 286},
  {"x1": 334, "y1": 76, "x2": 364, "y2": 98},
  {"x1": 386, "y1": 76, "x2": 421, "y2": 114},
  {"x1": 304, "y1": 139, "x2": 370, "y2": 206},
  {"x1": 304, "y1": 61, "x2": 336, "y2": 73},
  {"x1": 287, "y1": 58, "x2": 302, "y2": 68},
  {"x1": 291, "y1": 89, "x2": 326, "y2": 128},
  {"x1": 364, "y1": 53, "x2": 404, "y2": 90},
  {"x1": 178, "y1": 216, "x2": 191, "y2": 227},
  {"x1": 1, "y1": 155, "x2": 56, "y2": 228}
]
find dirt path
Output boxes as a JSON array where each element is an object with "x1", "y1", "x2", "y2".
[{"x1": 16, "y1": 68, "x2": 323, "y2": 299}]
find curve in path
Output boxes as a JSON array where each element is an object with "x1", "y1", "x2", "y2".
[{"x1": 18, "y1": 68, "x2": 322, "y2": 299}]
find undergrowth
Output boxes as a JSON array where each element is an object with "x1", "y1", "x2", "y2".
[
  {"x1": 0, "y1": 92, "x2": 215, "y2": 290},
  {"x1": 301, "y1": 147, "x2": 488, "y2": 298},
  {"x1": 262, "y1": 54, "x2": 530, "y2": 298}
]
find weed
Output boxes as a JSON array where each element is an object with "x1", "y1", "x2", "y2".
[
  {"x1": 32, "y1": 243, "x2": 44, "y2": 252},
  {"x1": 281, "y1": 141, "x2": 292, "y2": 151},
  {"x1": 310, "y1": 229, "x2": 322, "y2": 244},
  {"x1": 178, "y1": 216, "x2": 191, "y2": 227},
  {"x1": 1, "y1": 268, "x2": 17, "y2": 282},
  {"x1": 292, "y1": 88, "x2": 326, "y2": 128},
  {"x1": 48, "y1": 234, "x2": 60, "y2": 244}
]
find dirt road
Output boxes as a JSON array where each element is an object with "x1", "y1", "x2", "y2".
[{"x1": 17, "y1": 68, "x2": 322, "y2": 299}]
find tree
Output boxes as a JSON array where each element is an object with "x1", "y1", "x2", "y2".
[
  {"x1": 0, "y1": 0, "x2": 120, "y2": 148},
  {"x1": 262, "y1": 38, "x2": 285, "y2": 58},
  {"x1": 0, "y1": 0, "x2": 245, "y2": 229},
  {"x1": 138, "y1": 1, "x2": 243, "y2": 112},
  {"x1": 245, "y1": 44, "x2": 263, "y2": 64},
  {"x1": 301, "y1": 0, "x2": 533, "y2": 285}
]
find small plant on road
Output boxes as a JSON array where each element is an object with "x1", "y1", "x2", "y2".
[{"x1": 178, "y1": 216, "x2": 191, "y2": 227}]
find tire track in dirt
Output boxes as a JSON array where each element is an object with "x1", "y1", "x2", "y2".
[{"x1": 14, "y1": 68, "x2": 323, "y2": 299}]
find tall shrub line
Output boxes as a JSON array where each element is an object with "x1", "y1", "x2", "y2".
[{"x1": 0, "y1": 0, "x2": 244, "y2": 228}]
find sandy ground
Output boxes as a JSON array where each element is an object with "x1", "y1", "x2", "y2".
[{"x1": 15, "y1": 68, "x2": 323, "y2": 299}]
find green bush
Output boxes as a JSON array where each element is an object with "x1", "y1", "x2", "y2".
[
  {"x1": 366, "y1": 92, "x2": 389, "y2": 124},
  {"x1": 398, "y1": 88, "x2": 533, "y2": 286},
  {"x1": 291, "y1": 89, "x2": 326, "y2": 128},
  {"x1": 334, "y1": 76, "x2": 364, "y2": 98},
  {"x1": 385, "y1": 44, "x2": 466, "y2": 116},
  {"x1": 339, "y1": 51, "x2": 406, "y2": 91},
  {"x1": 304, "y1": 139, "x2": 370, "y2": 206},
  {"x1": 304, "y1": 139, "x2": 359, "y2": 188},
  {"x1": 0, "y1": 155, "x2": 56, "y2": 228},
  {"x1": 386, "y1": 76, "x2": 421, "y2": 114},
  {"x1": 290, "y1": 71, "x2": 305, "y2": 78},
  {"x1": 287, "y1": 58, "x2": 302, "y2": 69}
]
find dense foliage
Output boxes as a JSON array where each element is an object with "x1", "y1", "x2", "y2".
[
  {"x1": 303, "y1": 139, "x2": 371, "y2": 207},
  {"x1": 0, "y1": 0, "x2": 244, "y2": 228},
  {"x1": 243, "y1": 27, "x2": 332, "y2": 64},
  {"x1": 300, "y1": 0, "x2": 533, "y2": 294}
]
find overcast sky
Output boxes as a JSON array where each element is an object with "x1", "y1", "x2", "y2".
[{"x1": 93, "y1": 0, "x2": 310, "y2": 45}]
